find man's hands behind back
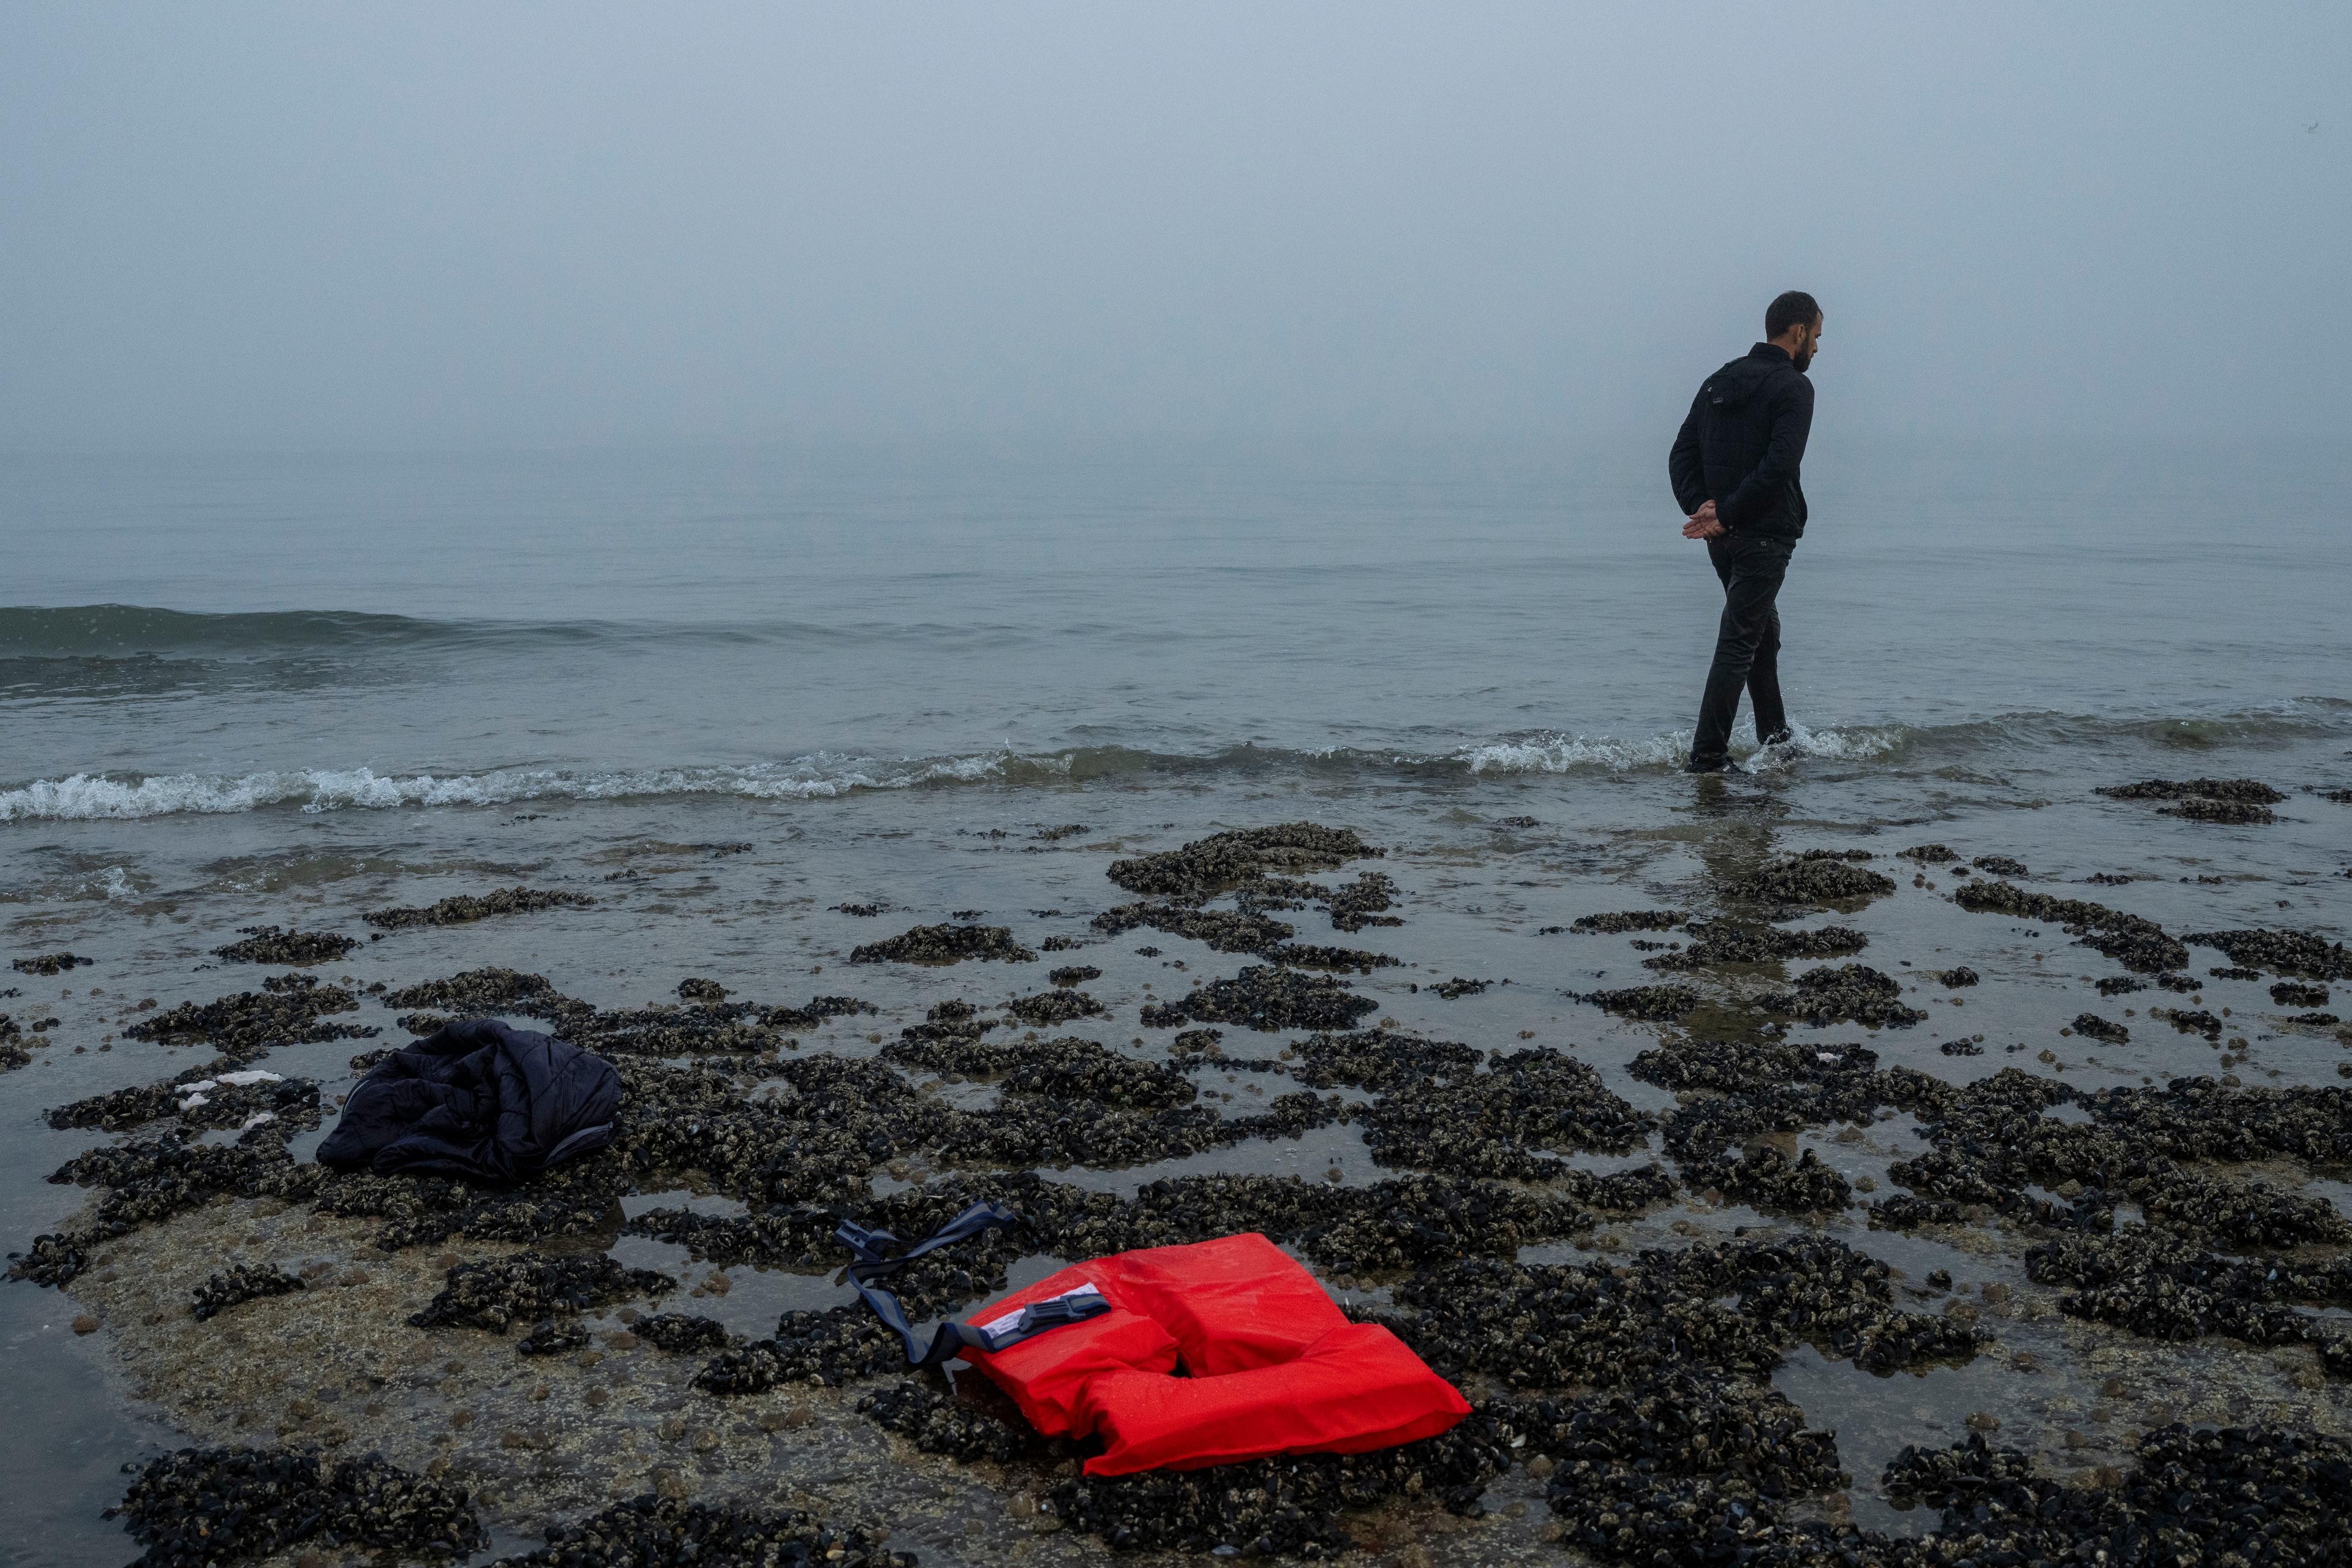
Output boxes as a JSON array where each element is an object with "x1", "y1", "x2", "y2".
[{"x1": 1683, "y1": 499, "x2": 1725, "y2": 540}]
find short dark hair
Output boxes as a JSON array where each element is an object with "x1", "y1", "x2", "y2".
[{"x1": 1766, "y1": 290, "x2": 1820, "y2": 339}]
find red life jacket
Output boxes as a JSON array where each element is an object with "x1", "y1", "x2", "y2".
[{"x1": 958, "y1": 1232, "x2": 1470, "y2": 1476}]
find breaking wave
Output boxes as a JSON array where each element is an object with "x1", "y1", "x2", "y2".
[
  {"x1": 13, "y1": 699, "x2": 2329, "y2": 822},
  {"x1": 0, "y1": 755, "x2": 1020, "y2": 822},
  {"x1": 1450, "y1": 720, "x2": 1903, "y2": 775}
]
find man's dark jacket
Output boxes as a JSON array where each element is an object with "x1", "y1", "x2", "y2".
[{"x1": 1669, "y1": 342, "x2": 1814, "y2": 539}]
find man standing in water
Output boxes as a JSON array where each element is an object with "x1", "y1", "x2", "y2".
[{"x1": 1668, "y1": 291, "x2": 1822, "y2": 774}]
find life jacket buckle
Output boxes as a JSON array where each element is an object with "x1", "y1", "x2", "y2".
[{"x1": 967, "y1": 1284, "x2": 1112, "y2": 1351}]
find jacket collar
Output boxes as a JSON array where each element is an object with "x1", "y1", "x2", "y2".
[{"x1": 1748, "y1": 342, "x2": 1792, "y2": 364}]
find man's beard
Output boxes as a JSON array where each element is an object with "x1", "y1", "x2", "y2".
[{"x1": 1792, "y1": 341, "x2": 1815, "y2": 373}]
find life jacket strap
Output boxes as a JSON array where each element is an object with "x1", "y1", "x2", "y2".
[{"x1": 835, "y1": 1199, "x2": 1065, "y2": 1367}]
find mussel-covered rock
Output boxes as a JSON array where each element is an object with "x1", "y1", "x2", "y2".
[
  {"x1": 1699, "y1": 1144, "x2": 1852, "y2": 1214},
  {"x1": 2169, "y1": 797, "x2": 2278, "y2": 823},
  {"x1": 758, "y1": 993, "x2": 877, "y2": 1031},
  {"x1": 316, "y1": 1159, "x2": 625, "y2": 1253},
  {"x1": 1044, "y1": 1416, "x2": 1507, "y2": 1556},
  {"x1": 2027, "y1": 1228, "x2": 2352, "y2": 1358},
  {"x1": 1354, "y1": 1049, "x2": 1650, "y2": 1179},
  {"x1": 933, "y1": 1090, "x2": 1337, "y2": 1168},
  {"x1": 696, "y1": 1308, "x2": 916, "y2": 1394},
  {"x1": 411, "y1": 1254, "x2": 676, "y2": 1333},
  {"x1": 1503, "y1": 1367, "x2": 1845, "y2": 1494},
  {"x1": 2133, "y1": 1167, "x2": 2352, "y2": 1247},
  {"x1": 1325, "y1": 870, "x2": 1403, "y2": 932},
  {"x1": 1724, "y1": 853, "x2": 1895, "y2": 912},
  {"x1": 1383, "y1": 1234, "x2": 1983, "y2": 1391},
  {"x1": 858, "y1": 1379, "x2": 1044, "y2": 1463},
  {"x1": 1954, "y1": 880, "x2": 2189, "y2": 971},
  {"x1": 850, "y1": 923, "x2": 1036, "y2": 965},
  {"x1": 493, "y1": 1496, "x2": 913, "y2": 1568},
  {"x1": 47, "y1": 1067, "x2": 319, "y2": 1134},
  {"x1": 124, "y1": 974, "x2": 374, "y2": 1063},
  {"x1": 2153, "y1": 1006, "x2": 2223, "y2": 1039},
  {"x1": 1001, "y1": 988, "x2": 1107, "y2": 1027},
  {"x1": 1264, "y1": 942, "x2": 1397, "y2": 973},
  {"x1": 11, "y1": 951, "x2": 91, "y2": 976},
  {"x1": 516, "y1": 1319, "x2": 593, "y2": 1356},
  {"x1": 18, "y1": 1134, "x2": 320, "y2": 1286},
  {"x1": 891, "y1": 1033, "x2": 1195, "y2": 1110},
  {"x1": 113, "y1": 1446, "x2": 481, "y2": 1567},
  {"x1": 1289, "y1": 1028, "x2": 1482, "y2": 1091},
  {"x1": 1570, "y1": 910, "x2": 1686, "y2": 933},
  {"x1": 2187, "y1": 927, "x2": 2351, "y2": 981},
  {"x1": 633, "y1": 1312, "x2": 732, "y2": 1353},
  {"x1": 380, "y1": 967, "x2": 571, "y2": 1018},
  {"x1": 1140, "y1": 965, "x2": 1376, "y2": 1032},
  {"x1": 2098, "y1": 776, "x2": 2285, "y2": 803},
  {"x1": 190, "y1": 1262, "x2": 305, "y2": 1321},
  {"x1": 1578, "y1": 984, "x2": 1700, "y2": 1021},
  {"x1": 1091, "y1": 901, "x2": 1294, "y2": 953},
  {"x1": 1880, "y1": 1423, "x2": 2352, "y2": 1568},
  {"x1": 2070, "y1": 1012, "x2": 2129, "y2": 1044},
  {"x1": 1755, "y1": 963, "x2": 1925, "y2": 1028},
  {"x1": 211, "y1": 925, "x2": 360, "y2": 965},
  {"x1": 1643, "y1": 921, "x2": 1868, "y2": 970},
  {"x1": 363, "y1": 887, "x2": 594, "y2": 930},
  {"x1": 1105, "y1": 823, "x2": 1380, "y2": 900}
]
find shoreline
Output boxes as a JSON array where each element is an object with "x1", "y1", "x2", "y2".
[{"x1": 4, "y1": 774, "x2": 2349, "y2": 1564}]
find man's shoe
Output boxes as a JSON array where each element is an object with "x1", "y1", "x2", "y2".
[
  {"x1": 1684, "y1": 756, "x2": 1747, "y2": 775},
  {"x1": 1758, "y1": 728, "x2": 1796, "y2": 749}
]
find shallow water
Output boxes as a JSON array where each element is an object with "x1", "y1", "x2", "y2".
[{"x1": 2, "y1": 438, "x2": 2349, "y2": 1561}]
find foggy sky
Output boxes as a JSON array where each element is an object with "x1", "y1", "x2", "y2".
[{"x1": 2, "y1": 2, "x2": 2345, "y2": 450}]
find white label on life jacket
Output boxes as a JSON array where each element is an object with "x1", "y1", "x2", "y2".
[{"x1": 979, "y1": 1282, "x2": 1101, "y2": 1338}]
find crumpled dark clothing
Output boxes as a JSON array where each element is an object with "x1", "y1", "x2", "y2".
[{"x1": 315, "y1": 1018, "x2": 618, "y2": 1182}]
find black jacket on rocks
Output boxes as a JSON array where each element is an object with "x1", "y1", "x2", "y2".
[
  {"x1": 316, "y1": 1017, "x2": 619, "y2": 1182},
  {"x1": 1669, "y1": 342, "x2": 1814, "y2": 539}
]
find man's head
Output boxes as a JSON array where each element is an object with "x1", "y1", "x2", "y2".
[{"x1": 1765, "y1": 290, "x2": 1823, "y2": 372}]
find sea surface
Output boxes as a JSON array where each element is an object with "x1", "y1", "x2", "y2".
[
  {"x1": 8, "y1": 437, "x2": 2350, "y2": 809},
  {"x1": 2, "y1": 437, "x2": 2349, "y2": 1563}
]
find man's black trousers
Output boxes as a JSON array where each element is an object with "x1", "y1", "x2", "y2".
[{"x1": 1690, "y1": 532, "x2": 1794, "y2": 765}]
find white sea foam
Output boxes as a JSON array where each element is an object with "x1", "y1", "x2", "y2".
[
  {"x1": 1457, "y1": 731, "x2": 1691, "y2": 775},
  {"x1": 1743, "y1": 722, "x2": 1905, "y2": 772},
  {"x1": 0, "y1": 755, "x2": 1016, "y2": 822},
  {"x1": 0, "y1": 722, "x2": 1913, "y2": 822},
  {"x1": 1457, "y1": 720, "x2": 1902, "y2": 776}
]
